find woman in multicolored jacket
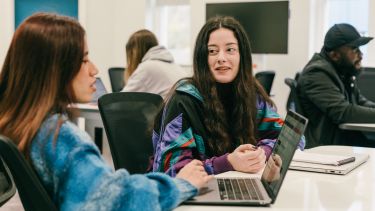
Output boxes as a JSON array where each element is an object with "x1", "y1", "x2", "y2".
[{"x1": 151, "y1": 16, "x2": 305, "y2": 177}]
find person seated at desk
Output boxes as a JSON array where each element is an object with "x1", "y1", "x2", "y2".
[
  {"x1": 151, "y1": 16, "x2": 305, "y2": 177},
  {"x1": 297, "y1": 23, "x2": 375, "y2": 148},
  {"x1": 122, "y1": 29, "x2": 188, "y2": 99},
  {"x1": 0, "y1": 13, "x2": 211, "y2": 211}
]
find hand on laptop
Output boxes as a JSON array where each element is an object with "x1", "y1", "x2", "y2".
[
  {"x1": 176, "y1": 159, "x2": 213, "y2": 190},
  {"x1": 263, "y1": 154, "x2": 282, "y2": 182},
  {"x1": 227, "y1": 144, "x2": 266, "y2": 173}
]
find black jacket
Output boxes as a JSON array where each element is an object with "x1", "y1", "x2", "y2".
[{"x1": 297, "y1": 52, "x2": 375, "y2": 148}]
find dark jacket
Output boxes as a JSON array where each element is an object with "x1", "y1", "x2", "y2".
[{"x1": 297, "y1": 51, "x2": 375, "y2": 148}]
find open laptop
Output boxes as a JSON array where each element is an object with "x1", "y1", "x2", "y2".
[
  {"x1": 289, "y1": 150, "x2": 369, "y2": 175},
  {"x1": 184, "y1": 110, "x2": 308, "y2": 206},
  {"x1": 90, "y1": 77, "x2": 108, "y2": 104}
]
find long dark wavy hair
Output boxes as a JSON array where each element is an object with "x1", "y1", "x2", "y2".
[
  {"x1": 192, "y1": 16, "x2": 274, "y2": 155},
  {"x1": 0, "y1": 13, "x2": 85, "y2": 155}
]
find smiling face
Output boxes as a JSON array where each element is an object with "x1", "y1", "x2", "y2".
[
  {"x1": 72, "y1": 38, "x2": 99, "y2": 103},
  {"x1": 207, "y1": 28, "x2": 240, "y2": 83}
]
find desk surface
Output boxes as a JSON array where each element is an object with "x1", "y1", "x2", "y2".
[
  {"x1": 176, "y1": 145, "x2": 375, "y2": 211},
  {"x1": 339, "y1": 123, "x2": 375, "y2": 132},
  {"x1": 74, "y1": 103, "x2": 99, "y2": 111}
]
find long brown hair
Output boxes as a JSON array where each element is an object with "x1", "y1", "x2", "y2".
[
  {"x1": 0, "y1": 13, "x2": 85, "y2": 155},
  {"x1": 125, "y1": 29, "x2": 158, "y2": 82},
  {"x1": 192, "y1": 16, "x2": 274, "y2": 155}
]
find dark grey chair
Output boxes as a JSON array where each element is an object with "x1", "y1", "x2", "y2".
[
  {"x1": 357, "y1": 67, "x2": 375, "y2": 102},
  {"x1": 255, "y1": 70, "x2": 276, "y2": 96},
  {"x1": 98, "y1": 92, "x2": 163, "y2": 173},
  {"x1": 108, "y1": 67, "x2": 125, "y2": 92},
  {"x1": 0, "y1": 135, "x2": 57, "y2": 211},
  {"x1": 285, "y1": 72, "x2": 301, "y2": 112},
  {"x1": 0, "y1": 157, "x2": 16, "y2": 207}
]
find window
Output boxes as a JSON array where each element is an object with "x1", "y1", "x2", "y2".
[
  {"x1": 146, "y1": 0, "x2": 191, "y2": 65},
  {"x1": 325, "y1": 0, "x2": 369, "y2": 59}
]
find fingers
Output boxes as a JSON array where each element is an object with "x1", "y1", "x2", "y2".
[
  {"x1": 273, "y1": 154, "x2": 282, "y2": 165},
  {"x1": 235, "y1": 144, "x2": 254, "y2": 152},
  {"x1": 204, "y1": 175, "x2": 214, "y2": 182},
  {"x1": 189, "y1": 159, "x2": 203, "y2": 166}
]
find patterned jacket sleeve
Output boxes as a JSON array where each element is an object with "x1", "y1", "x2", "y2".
[
  {"x1": 152, "y1": 93, "x2": 234, "y2": 176},
  {"x1": 30, "y1": 116, "x2": 197, "y2": 211},
  {"x1": 256, "y1": 96, "x2": 306, "y2": 158}
]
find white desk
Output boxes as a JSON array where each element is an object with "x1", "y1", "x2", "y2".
[
  {"x1": 73, "y1": 103, "x2": 113, "y2": 167},
  {"x1": 73, "y1": 104, "x2": 104, "y2": 149},
  {"x1": 176, "y1": 145, "x2": 375, "y2": 211},
  {"x1": 340, "y1": 123, "x2": 375, "y2": 132}
]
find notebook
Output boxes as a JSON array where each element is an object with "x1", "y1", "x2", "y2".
[
  {"x1": 90, "y1": 77, "x2": 108, "y2": 104},
  {"x1": 289, "y1": 149, "x2": 369, "y2": 175},
  {"x1": 184, "y1": 110, "x2": 308, "y2": 206}
]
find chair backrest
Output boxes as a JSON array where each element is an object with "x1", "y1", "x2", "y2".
[
  {"x1": 0, "y1": 158, "x2": 16, "y2": 207},
  {"x1": 285, "y1": 72, "x2": 301, "y2": 112},
  {"x1": 285, "y1": 76, "x2": 304, "y2": 116},
  {"x1": 108, "y1": 67, "x2": 125, "y2": 93},
  {"x1": 357, "y1": 67, "x2": 375, "y2": 102},
  {"x1": 0, "y1": 135, "x2": 57, "y2": 211},
  {"x1": 255, "y1": 70, "x2": 276, "y2": 95},
  {"x1": 98, "y1": 92, "x2": 163, "y2": 173}
]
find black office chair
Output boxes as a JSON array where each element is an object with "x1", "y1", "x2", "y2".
[
  {"x1": 285, "y1": 74, "x2": 304, "y2": 116},
  {"x1": 285, "y1": 72, "x2": 301, "y2": 112},
  {"x1": 0, "y1": 135, "x2": 57, "y2": 211},
  {"x1": 98, "y1": 92, "x2": 163, "y2": 173},
  {"x1": 108, "y1": 67, "x2": 125, "y2": 93},
  {"x1": 357, "y1": 67, "x2": 375, "y2": 102},
  {"x1": 255, "y1": 70, "x2": 276, "y2": 96},
  {"x1": 0, "y1": 158, "x2": 16, "y2": 207}
]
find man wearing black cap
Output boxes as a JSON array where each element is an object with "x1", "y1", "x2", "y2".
[{"x1": 297, "y1": 23, "x2": 375, "y2": 148}]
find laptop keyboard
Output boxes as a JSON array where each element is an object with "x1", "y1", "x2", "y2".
[{"x1": 218, "y1": 178, "x2": 264, "y2": 201}]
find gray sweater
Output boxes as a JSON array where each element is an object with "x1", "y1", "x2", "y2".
[{"x1": 122, "y1": 46, "x2": 189, "y2": 99}]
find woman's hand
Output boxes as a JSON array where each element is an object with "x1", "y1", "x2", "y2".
[
  {"x1": 176, "y1": 160, "x2": 213, "y2": 189},
  {"x1": 227, "y1": 144, "x2": 266, "y2": 173},
  {"x1": 263, "y1": 154, "x2": 282, "y2": 182}
]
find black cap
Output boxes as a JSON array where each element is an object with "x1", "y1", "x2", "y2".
[{"x1": 323, "y1": 23, "x2": 373, "y2": 51}]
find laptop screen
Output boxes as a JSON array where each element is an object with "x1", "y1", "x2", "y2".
[
  {"x1": 91, "y1": 77, "x2": 108, "y2": 104},
  {"x1": 261, "y1": 111, "x2": 308, "y2": 201}
]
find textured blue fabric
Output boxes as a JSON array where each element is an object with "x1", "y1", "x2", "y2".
[{"x1": 30, "y1": 114, "x2": 197, "y2": 211}]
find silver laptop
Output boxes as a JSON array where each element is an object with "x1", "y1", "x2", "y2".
[
  {"x1": 90, "y1": 77, "x2": 108, "y2": 104},
  {"x1": 289, "y1": 151, "x2": 369, "y2": 175},
  {"x1": 184, "y1": 110, "x2": 308, "y2": 206}
]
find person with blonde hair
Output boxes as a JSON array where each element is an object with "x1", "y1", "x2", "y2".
[
  {"x1": 122, "y1": 29, "x2": 188, "y2": 98},
  {"x1": 0, "y1": 13, "x2": 211, "y2": 210}
]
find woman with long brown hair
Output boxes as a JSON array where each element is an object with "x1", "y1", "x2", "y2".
[
  {"x1": 0, "y1": 13, "x2": 210, "y2": 210},
  {"x1": 151, "y1": 16, "x2": 305, "y2": 176}
]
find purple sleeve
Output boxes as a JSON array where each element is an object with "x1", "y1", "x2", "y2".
[
  {"x1": 259, "y1": 145, "x2": 273, "y2": 160},
  {"x1": 203, "y1": 153, "x2": 234, "y2": 175}
]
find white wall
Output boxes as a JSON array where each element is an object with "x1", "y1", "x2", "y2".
[
  {"x1": 0, "y1": 0, "x2": 147, "y2": 92},
  {"x1": 368, "y1": 0, "x2": 375, "y2": 67},
  {"x1": 1, "y1": 0, "x2": 374, "y2": 115},
  {"x1": 0, "y1": 0, "x2": 14, "y2": 68},
  {"x1": 81, "y1": 0, "x2": 146, "y2": 91}
]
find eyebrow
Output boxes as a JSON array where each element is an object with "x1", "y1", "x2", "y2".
[{"x1": 207, "y1": 42, "x2": 238, "y2": 47}]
